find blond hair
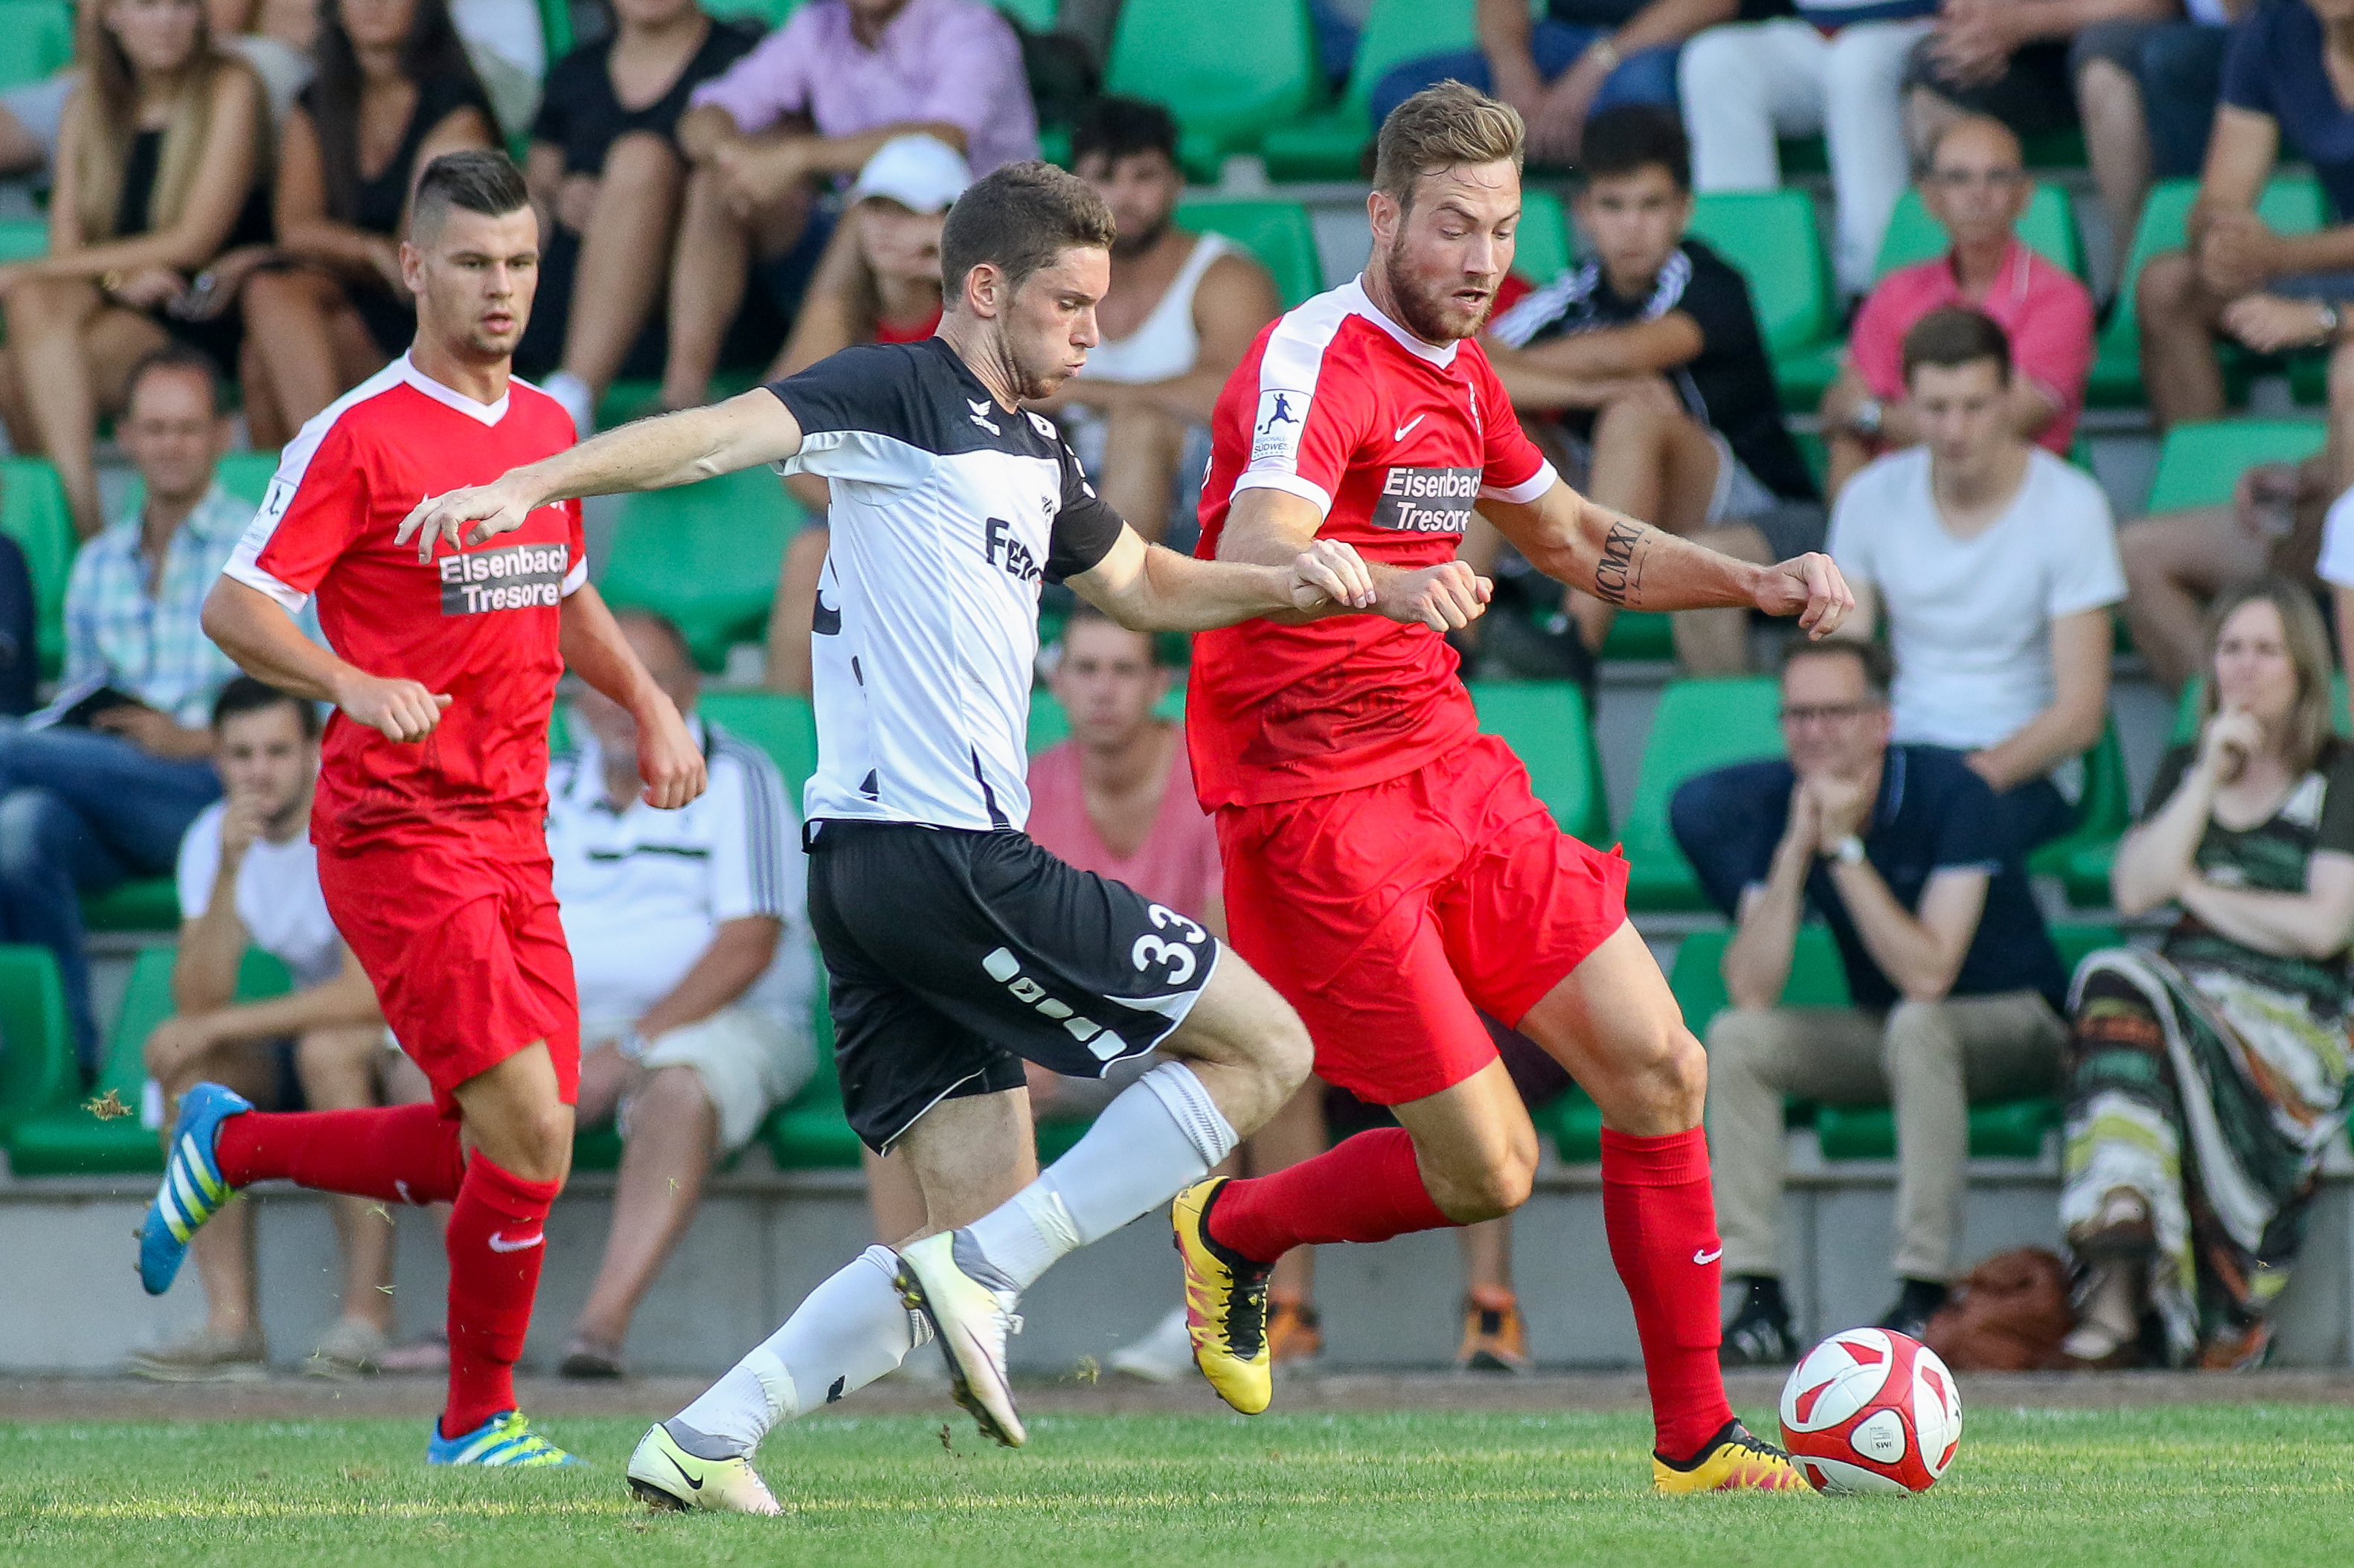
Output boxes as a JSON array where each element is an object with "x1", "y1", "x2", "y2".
[
  {"x1": 2201, "y1": 576, "x2": 2337, "y2": 776},
  {"x1": 1373, "y1": 80, "x2": 1524, "y2": 213},
  {"x1": 66, "y1": 0, "x2": 250, "y2": 245}
]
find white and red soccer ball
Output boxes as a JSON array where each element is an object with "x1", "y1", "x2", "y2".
[{"x1": 1777, "y1": 1328, "x2": 1963, "y2": 1494}]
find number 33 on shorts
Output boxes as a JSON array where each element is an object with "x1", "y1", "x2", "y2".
[{"x1": 1132, "y1": 905, "x2": 1208, "y2": 985}]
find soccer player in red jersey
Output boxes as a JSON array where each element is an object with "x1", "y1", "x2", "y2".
[
  {"x1": 136, "y1": 151, "x2": 706, "y2": 1468},
  {"x1": 1172, "y1": 84, "x2": 1853, "y2": 1494}
]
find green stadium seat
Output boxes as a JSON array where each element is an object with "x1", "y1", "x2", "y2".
[
  {"x1": 597, "y1": 467, "x2": 806, "y2": 671},
  {"x1": 1621, "y1": 676, "x2": 1784, "y2": 911},
  {"x1": 1466, "y1": 680, "x2": 1608, "y2": 845},
  {"x1": 1685, "y1": 191, "x2": 1840, "y2": 407},
  {"x1": 0, "y1": 943, "x2": 73, "y2": 1132},
  {"x1": 1601, "y1": 611, "x2": 1674, "y2": 661},
  {"x1": 2143, "y1": 418, "x2": 2327, "y2": 513},
  {"x1": 1260, "y1": 0, "x2": 1475, "y2": 180},
  {"x1": 80, "y1": 879, "x2": 180, "y2": 932},
  {"x1": 1513, "y1": 190, "x2": 1571, "y2": 289},
  {"x1": 993, "y1": 0, "x2": 1056, "y2": 29},
  {"x1": 1106, "y1": 0, "x2": 1318, "y2": 181},
  {"x1": 1872, "y1": 183, "x2": 2086, "y2": 280},
  {"x1": 8, "y1": 948, "x2": 290, "y2": 1176},
  {"x1": 702, "y1": 0, "x2": 802, "y2": 27},
  {"x1": 0, "y1": 1, "x2": 71, "y2": 91},
  {"x1": 763, "y1": 974, "x2": 861, "y2": 1169},
  {"x1": 215, "y1": 449, "x2": 280, "y2": 504},
  {"x1": 698, "y1": 689, "x2": 820, "y2": 803},
  {"x1": 1532, "y1": 1082, "x2": 1603, "y2": 1163},
  {"x1": 536, "y1": 0, "x2": 571, "y2": 61},
  {"x1": 1175, "y1": 199, "x2": 1321, "y2": 311},
  {"x1": 1027, "y1": 684, "x2": 1185, "y2": 753},
  {"x1": 0, "y1": 217, "x2": 46, "y2": 263},
  {"x1": 2027, "y1": 719, "x2": 2131, "y2": 906},
  {"x1": 4, "y1": 456, "x2": 74, "y2": 678},
  {"x1": 2088, "y1": 176, "x2": 2326, "y2": 408}
]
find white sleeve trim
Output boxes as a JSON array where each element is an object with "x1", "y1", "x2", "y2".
[
  {"x1": 561, "y1": 556, "x2": 588, "y2": 596},
  {"x1": 1231, "y1": 469, "x2": 1333, "y2": 517},
  {"x1": 1481, "y1": 459, "x2": 1558, "y2": 506},
  {"x1": 221, "y1": 559, "x2": 310, "y2": 615}
]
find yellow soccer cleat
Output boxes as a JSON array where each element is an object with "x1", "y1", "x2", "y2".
[
  {"x1": 1170, "y1": 1178, "x2": 1275, "y2": 1416},
  {"x1": 1651, "y1": 1419, "x2": 1814, "y2": 1494},
  {"x1": 626, "y1": 1421, "x2": 782, "y2": 1514}
]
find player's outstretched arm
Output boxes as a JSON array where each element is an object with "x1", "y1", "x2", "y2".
[
  {"x1": 394, "y1": 389, "x2": 807, "y2": 562},
  {"x1": 1481, "y1": 478, "x2": 1855, "y2": 638},
  {"x1": 201, "y1": 578, "x2": 452, "y2": 742},
  {"x1": 1216, "y1": 486, "x2": 1492, "y2": 630},
  {"x1": 1066, "y1": 524, "x2": 1376, "y2": 633},
  {"x1": 559, "y1": 583, "x2": 708, "y2": 809}
]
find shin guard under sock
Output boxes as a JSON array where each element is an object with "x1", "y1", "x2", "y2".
[
  {"x1": 441, "y1": 1154, "x2": 559, "y2": 1437},
  {"x1": 1600, "y1": 1126, "x2": 1736, "y2": 1459},
  {"x1": 1206, "y1": 1128, "x2": 1453, "y2": 1263},
  {"x1": 214, "y1": 1102, "x2": 466, "y2": 1205}
]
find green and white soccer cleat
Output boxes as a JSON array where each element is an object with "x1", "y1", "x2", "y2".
[
  {"x1": 894, "y1": 1230, "x2": 1026, "y2": 1447},
  {"x1": 626, "y1": 1421, "x2": 782, "y2": 1514}
]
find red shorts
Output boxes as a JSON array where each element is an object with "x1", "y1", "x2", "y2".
[
  {"x1": 1217, "y1": 734, "x2": 1629, "y2": 1105},
  {"x1": 318, "y1": 841, "x2": 581, "y2": 1117}
]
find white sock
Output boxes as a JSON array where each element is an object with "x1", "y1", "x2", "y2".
[
  {"x1": 963, "y1": 1061, "x2": 1238, "y2": 1293},
  {"x1": 542, "y1": 370, "x2": 596, "y2": 439},
  {"x1": 673, "y1": 1245, "x2": 927, "y2": 1455}
]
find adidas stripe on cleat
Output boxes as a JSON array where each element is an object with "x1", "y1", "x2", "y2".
[
  {"x1": 1170, "y1": 1178, "x2": 1274, "y2": 1415},
  {"x1": 1652, "y1": 1418, "x2": 1812, "y2": 1494},
  {"x1": 426, "y1": 1410, "x2": 582, "y2": 1467},
  {"x1": 137, "y1": 1082, "x2": 252, "y2": 1296},
  {"x1": 894, "y1": 1230, "x2": 1027, "y2": 1448},
  {"x1": 626, "y1": 1421, "x2": 781, "y2": 1514}
]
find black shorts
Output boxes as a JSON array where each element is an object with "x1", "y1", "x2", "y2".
[{"x1": 807, "y1": 820, "x2": 1219, "y2": 1151}]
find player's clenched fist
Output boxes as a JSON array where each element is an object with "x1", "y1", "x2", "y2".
[
  {"x1": 1753, "y1": 553, "x2": 1855, "y2": 640},
  {"x1": 1286, "y1": 537, "x2": 1377, "y2": 611},
  {"x1": 396, "y1": 477, "x2": 540, "y2": 562},
  {"x1": 635, "y1": 695, "x2": 709, "y2": 810},
  {"x1": 333, "y1": 672, "x2": 452, "y2": 742},
  {"x1": 1377, "y1": 560, "x2": 1491, "y2": 632}
]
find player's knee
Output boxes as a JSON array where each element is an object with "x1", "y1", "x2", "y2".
[
  {"x1": 1622, "y1": 1026, "x2": 1708, "y2": 1130},
  {"x1": 1432, "y1": 1146, "x2": 1535, "y2": 1224}
]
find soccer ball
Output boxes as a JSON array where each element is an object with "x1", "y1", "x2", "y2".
[{"x1": 1777, "y1": 1328, "x2": 1963, "y2": 1494}]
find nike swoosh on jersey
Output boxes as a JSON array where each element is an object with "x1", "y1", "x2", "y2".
[
  {"x1": 488, "y1": 1231, "x2": 545, "y2": 1253},
  {"x1": 1693, "y1": 1247, "x2": 1723, "y2": 1265},
  {"x1": 1393, "y1": 414, "x2": 1426, "y2": 441}
]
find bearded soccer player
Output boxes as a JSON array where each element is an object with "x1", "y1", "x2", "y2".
[
  {"x1": 144, "y1": 151, "x2": 707, "y2": 1468},
  {"x1": 1175, "y1": 83, "x2": 1853, "y2": 1494}
]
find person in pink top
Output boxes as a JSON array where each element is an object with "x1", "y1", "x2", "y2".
[
  {"x1": 1817, "y1": 116, "x2": 2094, "y2": 498},
  {"x1": 658, "y1": 0, "x2": 1038, "y2": 409}
]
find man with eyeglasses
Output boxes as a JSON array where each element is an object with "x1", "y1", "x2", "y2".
[
  {"x1": 1669, "y1": 637, "x2": 2072, "y2": 1362},
  {"x1": 1817, "y1": 116, "x2": 2093, "y2": 500}
]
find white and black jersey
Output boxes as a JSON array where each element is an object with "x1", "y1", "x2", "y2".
[{"x1": 766, "y1": 338, "x2": 1124, "y2": 835}]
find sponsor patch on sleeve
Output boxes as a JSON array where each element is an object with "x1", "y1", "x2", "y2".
[{"x1": 1250, "y1": 388, "x2": 1311, "y2": 467}]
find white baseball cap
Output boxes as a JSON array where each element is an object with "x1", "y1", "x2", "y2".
[{"x1": 849, "y1": 134, "x2": 972, "y2": 214}]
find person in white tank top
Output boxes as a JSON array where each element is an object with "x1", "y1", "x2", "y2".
[{"x1": 1033, "y1": 97, "x2": 1279, "y2": 541}]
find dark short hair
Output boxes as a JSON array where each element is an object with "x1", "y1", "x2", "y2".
[
  {"x1": 1579, "y1": 105, "x2": 1690, "y2": 193},
  {"x1": 1783, "y1": 637, "x2": 1895, "y2": 701},
  {"x1": 412, "y1": 150, "x2": 530, "y2": 240},
  {"x1": 124, "y1": 344, "x2": 225, "y2": 417},
  {"x1": 940, "y1": 161, "x2": 1117, "y2": 302},
  {"x1": 1062, "y1": 600, "x2": 1184, "y2": 669},
  {"x1": 1069, "y1": 96, "x2": 1178, "y2": 170},
  {"x1": 212, "y1": 675, "x2": 322, "y2": 738},
  {"x1": 1901, "y1": 305, "x2": 2012, "y2": 387}
]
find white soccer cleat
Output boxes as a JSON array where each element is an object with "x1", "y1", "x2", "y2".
[
  {"x1": 894, "y1": 1230, "x2": 1026, "y2": 1447},
  {"x1": 626, "y1": 1421, "x2": 782, "y2": 1514},
  {"x1": 1106, "y1": 1305, "x2": 1196, "y2": 1384}
]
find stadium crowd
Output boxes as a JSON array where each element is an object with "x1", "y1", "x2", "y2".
[{"x1": 0, "y1": 0, "x2": 2351, "y2": 1383}]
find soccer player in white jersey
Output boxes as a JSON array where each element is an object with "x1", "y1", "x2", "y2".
[{"x1": 398, "y1": 161, "x2": 1413, "y2": 1511}]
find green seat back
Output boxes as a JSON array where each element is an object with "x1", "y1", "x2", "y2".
[
  {"x1": 764, "y1": 971, "x2": 862, "y2": 1169},
  {"x1": 2144, "y1": 418, "x2": 2328, "y2": 513},
  {"x1": 1621, "y1": 677, "x2": 1785, "y2": 911},
  {"x1": 0, "y1": 216, "x2": 46, "y2": 263},
  {"x1": 1106, "y1": 0, "x2": 1317, "y2": 163},
  {"x1": 1872, "y1": 183, "x2": 2085, "y2": 280},
  {"x1": 1176, "y1": 199, "x2": 1321, "y2": 309},
  {"x1": 0, "y1": 944, "x2": 72, "y2": 1129},
  {"x1": 1671, "y1": 925, "x2": 1850, "y2": 1043},
  {"x1": 0, "y1": 1, "x2": 72, "y2": 91},
  {"x1": 697, "y1": 690, "x2": 819, "y2": 805},
  {"x1": 1027, "y1": 684, "x2": 1185, "y2": 754},
  {"x1": 1258, "y1": 0, "x2": 1481, "y2": 178},
  {"x1": 598, "y1": 468, "x2": 806, "y2": 671},
  {"x1": 3, "y1": 457, "x2": 74, "y2": 677},
  {"x1": 1466, "y1": 681, "x2": 1607, "y2": 844},
  {"x1": 536, "y1": 0, "x2": 571, "y2": 60},
  {"x1": 1514, "y1": 190, "x2": 1571, "y2": 291},
  {"x1": 2024, "y1": 717, "x2": 2133, "y2": 889},
  {"x1": 702, "y1": 0, "x2": 802, "y2": 26},
  {"x1": 1687, "y1": 190, "x2": 1836, "y2": 358},
  {"x1": 80, "y1": 878, "x2": 181, "y2": 932},
  {"x1": 215, "y1": 450, "x2": 280, "y2": 505},
  {"x1": 992, "y1": 0, "x2": 1056, "y2": 26}
]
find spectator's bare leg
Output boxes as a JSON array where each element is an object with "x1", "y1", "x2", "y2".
[
  {"x1": 662, "y1": 162, "x2": 811, "y2": 410},
  {"x1": 2118, "y1": 505, "x2": 2265, "y2": 692},
  {"x1": 1901, "y1": 87, "x2": 1967, "y2": 168},
  {"x1": 2076, "y1": 58, "x2": 2154, "y2": 285},
  {"x1": 2137, "y1": 250, "x2": 2228, "y2": 429},
  {"x1": 4, "y1": 278, "x2": 167, "y2": 536},
  {"x1": 570, "y1": 1064, "x2": 719, "y2": 1355},
  {"x1": 1673, "y1": 521, "x2": 1771, "y2": 675},
  {"x1": 1823, "y1": 428, "x2": 1874, "y2": 501},
  {"x1": 2326, "y1": 335, "x2": 2354, "y2": 494},
  {"x1": 1574, "y1": 399, "x2": 1723, "y2": 649},
  {"x1": 559, "y1": 132, "x2": 687, "y2": 403},
  {"x1": 1095, "y1": 402, "x2": 1187, "y2": 544},
  {"x1": 1242, "y1": 1077, "x2": 1327, "y2": 1302},
  {"x1": 762, "y1": 523, "x2": 830, "y2": 696},
  {"x1": 296, "y1": 1024, "x2": 398, "y2": 1334},
  {"x1": 240, "y1": 269, "x2": 387, "y2": 440},
  {"x1": 1459, "y1": 1215, "x2": 1512, "y2": 1292}
]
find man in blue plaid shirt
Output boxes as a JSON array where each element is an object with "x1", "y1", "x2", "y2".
[{"x1": 0, "y1": 347, "x2": 254, "y2": 1074}]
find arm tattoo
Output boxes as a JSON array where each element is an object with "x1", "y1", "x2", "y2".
[{"x1": 1591, "y1": 518, "x2": 1652, "y2": 607}]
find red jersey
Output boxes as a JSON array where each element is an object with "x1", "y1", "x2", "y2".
[
  {"x1": 1190, "y1": 278, "x2": 1554, "y2": 809},
  {"x1": 224, "y1": 355, "x2": 585, "y2": 855}
]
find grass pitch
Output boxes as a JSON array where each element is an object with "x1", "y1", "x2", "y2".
[{"x1": 2, "y1": 1404, "x2": 2347, "y2": 1567}]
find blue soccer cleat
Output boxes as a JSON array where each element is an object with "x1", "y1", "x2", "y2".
[
  {"x1": 137, "y1": 1082, "x2": 252, "y2": 1296},
  {"x1": 428, "y1": 1410, "x2": 583, "y2": 1467}
]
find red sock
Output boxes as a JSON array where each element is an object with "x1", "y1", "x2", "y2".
[
  {"x1": 1207, "y1": 1128, "x2": 1453, "y2": 1263},
  {"x1": 1601, "y1": 1126, "x2": 1736, "y2": 1460},
  {"x1": 214, "y1": 1102, "x2": 466, "y2": 1205},
  {"x1": 440, "y1": 1154, "x2": 559, "y2": 1439}
]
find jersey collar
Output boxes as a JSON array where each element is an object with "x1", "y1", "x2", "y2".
[
  {"x1": 1344, "y1": 275, "x2": 1461, "y2": 368},
  {"x1": 399, "y1": 351, "x2": 512, "y2": 425}
]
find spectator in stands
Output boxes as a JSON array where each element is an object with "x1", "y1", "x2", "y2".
[
  {"x1": 660, "y1": 0, "x2": 1037, "y2": 411},
  {"x1": 2065, "y1": 579, "x2": 2354, "y2": 1369},
  {"x1": 0, "y1": 347, "x2": 248, "y2": 1075},
  {"x1": 2137, "y1": 0, "x2": 2354, "y2": 439},
  {"x1": 1673, "y1": 637, "x2": 2071, "y2": 1358},
  {"x1": 1899, "y1": 0, "x2": 2164, "y2": 160},
  {"x1": 1482, "y1": 106, "x2": 1818, "y2": 674},
  {"x1": 234, "y1": 0, "x2": 498, "y2": 446},
  {"x1": 1818, "y1": 116, "x2": 2094, "y2": 499},
  {"x1": 1040, "y1": 97, "x2": 1280, "y2": 545},
  {"x1": 759, "y1": 133, "x2": 965, "y2": 697},
  {"x1": 1678, "y1": 0, "x2": 1941, "y2": 295},
  {"x1": 1829, "y1": 307, "x2": 2123, "y2": 856},
  {"x1": 2120, "y1": 455, "x2": 2331, "y2": 693},
  {"x1": 133, "y1": 678, "x2": 397, "y2": 1381},
  {"x1": 516, "y1": 0, "x2": 765, "y2": 434},
  {"x1": 1372, "y1": 0, "x2": 1736, "y2": 167},
  {"x1": 209, "y1": 0, "x2": 321, "y2": 126},
  {"x1": 550, "y1": 611, "x2": 813, "y2": 1378},
  {"x1": 0, "y1": 0, "x2": 269, "y2": 539},
  {"x1": 2071, "y1": 0, "x2": 2249, "y2": 283}
]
